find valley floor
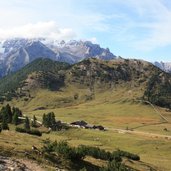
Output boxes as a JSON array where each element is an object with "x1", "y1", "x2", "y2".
[{"x1": 1, "y1": 89, "x2": 171, "y2": 170}]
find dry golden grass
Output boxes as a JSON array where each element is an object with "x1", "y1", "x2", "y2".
[{"x1": 0, "y1": 86, "x2": 171, "y2": 170}]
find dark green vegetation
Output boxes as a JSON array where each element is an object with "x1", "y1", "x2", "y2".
[
  {"x1": 0, "y1": 58, "x2": 171, "y2": 108},
  {"x1": 144, "y1": 71, "x2": 171, "y2": 108},
  {"x1": 15, "y1": 127, "x2": 42, "y2": 136},
  {"x1": 0, "y1": 58, "x2": 69, "y2": 101},
  {"x1": 42, "y1": 112, "x2": 69, "y2": 131},
  {"x1": 0, "y1": 104, "x2": 42, "y2": 136},
  {"x1": 42, "y1": 112, "x2": 56, "y2": 129},
  {"x1": 41, "y1": 140, "x2": 139, "y2": 171},
  {"x1": 0, "y1": 104, "x2": 22, "y2": 130}
]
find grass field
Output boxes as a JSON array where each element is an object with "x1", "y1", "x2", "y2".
[
  {"x1": 1, "y1": 87, "x2": 171, "y2": 170},
  {"x1": 0, "y1": 127, "x2": 171, "y2": 170}
]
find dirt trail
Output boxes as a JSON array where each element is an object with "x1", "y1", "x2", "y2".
[
  {"x1": 108, "y1": 127, "x2": 171, "y2": 140},
  {"x1": 135, "y1": 100, "x2": 169, "y2": 123}
]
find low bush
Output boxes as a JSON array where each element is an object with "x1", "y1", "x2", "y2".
[
  {"x1": 42, "y1": 141, "x2": 85, "y2": 160},
  {"x1": 15, "y1": 127, "x2": 42, "y2": 136},
  {"x1": 42, "y1": 140, "x2": 139, "y2": 171},
  {"x1": 113, "y1": 150, "x2": 140, "y2": 161}
]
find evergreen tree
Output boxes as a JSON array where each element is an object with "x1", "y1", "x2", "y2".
[
  {"x1": 50, "y1": 112, "x2": 56, "y2": 130},
  {"x1": 24, "y1": 117, "x2": 30, "y2": 130},
  {"x1": 1, "y1": 107, "x2": 7, "y2": 120},
  {"x1": 0, "y1": 104, "x2": 13, "y2": 123},
  {"x1": 50, "y1": 112, "x2": 56, "y2": 125},
  {"x1": 42, "y1": 112, "x2": 56, "y2": 130},
  {"x1": 2, "y1": 114, "x2": 9, "y2": 130},
  {"x1": 12, "y1": 107, "x2": 22, "y2": 117},
  {"x1": 46, "y1": 113, "x2": 51, "y2": 128},
  {"x1": 6, "y1": 104, "x2": 12, "y2": 123},
  {"x1": 12, "y1": 112, "x2": 19, "y2": 125},
  {"x1": 31, "y1": 115, "x2": 37, "y2": 127},
  {"x1": 42, "y1": 113, "x2": 46, "y2": 126}
]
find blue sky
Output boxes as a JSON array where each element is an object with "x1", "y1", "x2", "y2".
[{"x1": 0, "y1": 0, "x2": 171, "y2": 62}]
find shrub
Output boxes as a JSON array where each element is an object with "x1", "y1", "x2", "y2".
[
  {"x1": 15, "y1": 127, "x2": 27, "y2": 133},
  {"x1": 15, "y1": 127, "x2": 42, "y2": 136},
  {"x1": 29, "y1": 129, "x2": 42, "y2": 136},
  {"x1": 113, "y1": 150, "x2": 140, "y2": 161},
  {"x1": 42, "y1": 141, "x2": 85, "y2": 160}
]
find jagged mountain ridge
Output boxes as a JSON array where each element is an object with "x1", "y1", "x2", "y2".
[
  {"x1": 0, "y1": 39, "x2": 57, "y2": 77},
  {"x1": 0, "y1": 57, "x2": 171, "y2": 108},
  {"x1": 154, "y1": 61, "x2": 171, "y2": 73},
  {"x1": 0, "y1": 38, "x2": 116, "y2": 77},
  {"x1": 46, "y1": 40, "x2": 116, "y2": 63}
]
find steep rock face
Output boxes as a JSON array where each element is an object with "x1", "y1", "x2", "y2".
[
  {"x1": 47, "y1": 40, "x2": 116, "y2": 63},
  {"x1": 0, "y1": 39, "x2": 56, "y2": 75},
  {"x1": 154, "y1": 61, "x2": 171, "y2": 73},
  {"x1": 0, "y1": 38, "x2": 116, "y2": 77}
]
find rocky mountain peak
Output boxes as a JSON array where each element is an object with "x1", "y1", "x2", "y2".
[
  {"x1": 0, "y1": 38, "x2": 116, "y2": 77},
  {"x1": 154, "y1": 61, "x2": 171, "y2": 73}
]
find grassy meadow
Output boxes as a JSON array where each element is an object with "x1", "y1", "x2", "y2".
[{"x1": 1, "y1": 87, "x2": 171, "y2": 170}]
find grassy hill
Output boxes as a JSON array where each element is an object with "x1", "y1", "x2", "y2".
[
  {"x1": 0, "y1": 57, "x2": 171, "y2": 108},
  {"x1": 0, "y1": 58, "x2": 69, "y2": 101},
  {"x1": 0, "y1": 58, "x2": 171, "y2": 170}
]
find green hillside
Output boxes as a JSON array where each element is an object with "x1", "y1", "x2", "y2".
[
  {"x1": 0, "y1": 58, "x2": 171, "y2": 108},
  {"x1": 0, "y1": 58, "x2": 171, "y2": 170},
  {"x1": 0, "y1": 58, "x2": 69, "y2": 100}
]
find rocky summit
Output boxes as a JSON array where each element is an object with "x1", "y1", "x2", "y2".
[
  {"x1": 154, "y1": 61, "x2": 171, "y2": 73},
  {"x1": 0, "y1": 38, "x2": 116, "y2": 78}
]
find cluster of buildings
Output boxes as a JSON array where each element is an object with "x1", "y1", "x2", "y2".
[{"x1": 70, "y1": 120, "x2": 105, "y2": 131}]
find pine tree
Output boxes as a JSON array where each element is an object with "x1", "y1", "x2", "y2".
[
  {"x1": 2, "y1": 114, "x2": 9, "y2": 130},
  {"x1": 46, "y1": 113, "x2": 51, "y2": 128},
  {"x1": 31, "y1": 115, "x2": 37, "y2": 127},
  {"x1": 12, "y1": 107, "x2": 22, "y2": 117},
  {"x1": 6, "y1": 104, "x2": 12, "y2": 123},
  {"x1": 42, "y1": 112, "x2": 56, "y2": 129},
  {"x1": 24, "y1": 117, "x2": 30, "y2": 130},
  {"x1": 12, "y1": 112, "x2": 19, "y2": 125},
  {"x1": 42, "y1": 113, "x2": 46, "y2": 126},
  {"x1": 50, "y1": 112, "x2": 56, "y2": 125},
  {"x1": 0, "y1": 104, "x2": 13, "y2": 123},
  {"x1": 50, "y1": 112, "x2": 56, "y2": 130}
]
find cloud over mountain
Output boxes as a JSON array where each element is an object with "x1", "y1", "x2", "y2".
[{"x1": 0, "y1": 21, "x2": 77, "y2": 40}]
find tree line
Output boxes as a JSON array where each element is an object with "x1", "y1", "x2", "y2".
[{"x1": 0, "y1": 104, "x2": 22, "y2": 130}]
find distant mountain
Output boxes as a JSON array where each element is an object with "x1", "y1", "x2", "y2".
[
  {"x1": 0, "y1": 57, "x2": 171, "y2": 108},
  {"x1": 0, "y1": 38, "x2": 116, "y2": 77},
  {"x1": 0, "y1": 38, "x2": 56, "y2": 77},
  {"x1": 46, "y1": 40, "x2": 116, "y2": 63},
  {"x1": 154, "y1": 61, "x2": 171, "y2": 73}
]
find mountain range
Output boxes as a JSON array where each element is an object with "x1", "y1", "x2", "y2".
[
  {"x1": 154, "y1": 61, "x2": 171, "y2": 73},
  {"x1": 0, "y1": 38, "x2": 116, "y2": 77},
  {"x1": 0, "y1": 38, "x2": 171, "y2": 109},
  {"x1": 0, "y1": 38, "x2": 171, "y2": 78}
]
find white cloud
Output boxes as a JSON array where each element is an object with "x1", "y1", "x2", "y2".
[{"x1": 0, "y1": 21, "x2": 77, "y2": 40}]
